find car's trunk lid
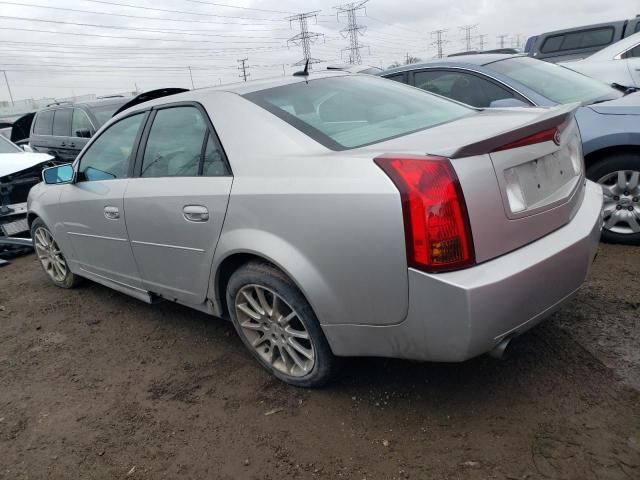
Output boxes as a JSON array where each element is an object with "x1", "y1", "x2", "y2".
[{"x1": 360, "y1": 105, "x2": 586, "y2": 264}]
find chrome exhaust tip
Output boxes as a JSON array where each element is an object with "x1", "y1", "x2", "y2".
[{"x1": 489, "y1": 337, "x2": 513, "y2": 360}]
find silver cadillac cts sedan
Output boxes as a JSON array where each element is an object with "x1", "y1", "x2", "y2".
[{"x1": 28, "y1": 72, "x2": 603, "y2": 387}]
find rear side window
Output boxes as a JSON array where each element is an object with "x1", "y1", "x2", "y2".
[
  {"x1": 540, "y1": 27, "x2": 614, "y2": 53},
  {"x1": 52, "y1": 109, "x2": 72, "y2": 137},
  {"x1": 140, "y1": 106, "x2": 208, "y2": 177},
  {"x1": 33, "y1": 110, "x2": 53, "y2": 135},
  {"x1": 622, "y1": 42, "x2": 640, "y2": 59},
  {"x1": 245, "y1": 76, "x2": 471, "y2": 150},
  {"x1": 385, "y1": 73, "x2": 406, "y2": 83},
  {"x1": 413, "y1": 70, "x2": 521, "y2": 108},
  {"x1": 79, "y1": 113, "x2": 145, "y2": 181}
]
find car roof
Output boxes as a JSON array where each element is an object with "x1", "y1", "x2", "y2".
[
  {"x1": 115, "y1": 71, "x2": 352, "y2": 117},
  {"x1": 381, "y1": 54, "x2": 519, "y2": 75}
]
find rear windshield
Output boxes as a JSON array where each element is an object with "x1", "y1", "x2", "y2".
[
  {"x1": 244, "y1": 75, "x2": 472, "y2": 150},
  {"x1": 88, "y1": 102, "x2": 126, "y2": 126},
  {"x1": 488, "y1": 57, "x2": 622, "y2": 104},
  {"x1": 0, "y1": 135, "x2": 21, "y2": 154}
]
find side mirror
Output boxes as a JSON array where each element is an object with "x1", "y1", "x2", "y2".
[
  {"x1": 75, "y1": 128, "x2": 92, "y2": 138},
  {"x1": 42, "y1": 164, "x2": 75, "y2": 185},
  {"x1": 489, "y1": 98, "x2": 531, "y2": 108},
  {"x1": 21, "y1": 144, "x2": 33, "y2": 153}
]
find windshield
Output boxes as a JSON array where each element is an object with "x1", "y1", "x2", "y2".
[
  {"x1": 244, "y1": 75, "x2": 472, "y2": 150},
  {"x1": 0, "y1": 135, "x2": 21, "y2": 154},
  {"x1": 488, "y1": 56, "x2": 622, "y2": 104},
  {"x1": 89, "y1": 102, "x2": 127, "y2": 126}
]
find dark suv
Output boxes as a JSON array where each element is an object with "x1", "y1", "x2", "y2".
[{"x1": 29, "y1": 97, "x2": 129, "y2": 162}]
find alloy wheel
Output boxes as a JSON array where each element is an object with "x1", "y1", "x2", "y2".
[
  {"x1": 598, "y1": 170, "x2": 640, "y2": 235},
  {"x1": 33, "y1": 227, "x2": 68, "y2": 283},
  {"x1": 234, "y1": 284, "x2": 315, "y2": 377}
]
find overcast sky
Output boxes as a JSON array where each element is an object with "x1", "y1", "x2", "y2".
[{"x1": 0, "y1": 0, "x2": 638, "y2": 102}]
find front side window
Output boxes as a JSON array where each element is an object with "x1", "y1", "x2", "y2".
[
  {"x1": 78, "y1": 113, "x2": 144, "y2": 181},
  {"x1": 72, "y1": 109, "x2": 94, "y2": 136},
  {"x1": 33, "y1": 110, "x2": 54, "y2": 135},
  {"x1": 413, "y1": 70, "x2": 520, "y2": 108},
  {"x1": 52, "y1": 109, "x2": 72, "y2": 137},
  {"x1": 140, "y1": 106, "x2": 208, "y2": 178},
  {"x1": 245, "y1": 76, "x2": 472, "y2": 150},
  {"x1": 489, "y1": 56, "x2": 622, "y2": 104}
]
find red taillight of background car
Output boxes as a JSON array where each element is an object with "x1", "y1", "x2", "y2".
[{"x1": 374, "y1": 154, "x2": 475, "y2": 273}]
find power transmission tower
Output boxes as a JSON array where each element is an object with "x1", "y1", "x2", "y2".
[
  {"x1": 334, "y1": 0, "x2": 369, "y2": 65},
  {"x1": 431, "y1": 29, "x2": 447, "y2": 59},
  {"x1": 512, "y1": 34, "x2": 522, "y2": 48},
  {"x1": 477, "y1": 34, "x2": 488, "y2": 51},
  {"x1": 287, "y1": 11, "x2": 324, "y2": 68},
  {"x1": 459, "y1": 24, "x2": 478, "y2": 51},
  {"x1": 237, "y1": 58, "x2": 250, "y2": 81},
  {"x1": 497, "y1": 34, "x2": 509, "y2": 49}
]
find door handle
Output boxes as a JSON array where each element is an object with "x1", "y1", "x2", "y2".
[
  {"x1": 183, "y1": 205, "x2": 209, "y2": 222},
  {"x1": 69, "y1": 142, "x2": 76, "y2": 148},
  {"x1": 104, "y1": 206, "x2": 120, "y2": 220},
  {"x1": 60, "y1": 142, "x2": 66, "y2": 147}
]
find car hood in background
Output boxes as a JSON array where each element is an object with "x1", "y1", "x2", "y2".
[
  {"x1": 589, "y1": 92, "x2": 640, "y2": 115},
  {"x1": 0, "y1": 152, "x2": 53, "y2": 178}
]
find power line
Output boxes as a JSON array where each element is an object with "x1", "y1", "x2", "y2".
[
  {"x1": 0, "y1": 15, "x2": 291, "y2": 40},
  {"x1": 459, "y1": 24, "x2": 478, "y2": 51},
  {"x1": 0, "y1": 1, "x2": 292, "y2": 28},
  {"x1": 287, "y1": 11, "x2": 324, "y2": 67},
  {"x1": 334, "y1": 1, "x2": 369, "y2": 65},
  {"x1": 431, "y1": 29, "x2": 447, "y2": 59},
  {"x1": 237, "y1": 58, "x2": 250, "y2": 82},
  {"x1": 0, "y1": 26, "x2": 285, "y2": 45},
  {"x1": 79, "y1": 0, "x2": 286, "y2": 22},
  {"x1": 180, "y1": 0, "x2": 294, "y2": 14}
]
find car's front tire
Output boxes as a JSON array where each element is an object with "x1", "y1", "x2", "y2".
[
  {"x1": 587, "y1": 153, "x2": 640, "y2": 245},
  {"x1": 31, "y1": 218, "x2": 81, "y2": 288},
  {"x1": 226, "y1": 262, "x2": 339, "y2": 388}
]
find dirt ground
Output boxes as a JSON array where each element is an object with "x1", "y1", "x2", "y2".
[{"x1": 0, "y1": 244, "x2": 638, "y2": 480}]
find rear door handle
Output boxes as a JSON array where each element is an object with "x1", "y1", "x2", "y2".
[
  {"x1": 60, "y1": 142, "x2": 66, "y2": 147},
  {"x1": 104, "y1": 206, "x2": 120, "y2": 220},
  {"x1": 183, "y1": 205, "x2": 209, "y2": 222}
]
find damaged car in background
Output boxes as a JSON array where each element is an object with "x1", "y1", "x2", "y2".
[{"x1": 1, "y1": 135, "x2": 55, "y2": 259}]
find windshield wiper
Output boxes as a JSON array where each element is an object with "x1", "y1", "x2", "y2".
[{"x1": 611, "y1": 83, "x2": 638, "y2": 95}]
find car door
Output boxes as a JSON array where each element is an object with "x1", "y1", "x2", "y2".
[
  {"x1": 57, "y1": 112, "x2": 147, "y2": 289},
  {"x1": 51, "y1": 108, "x2": 76, "y2": 162},
  {"x1": 123, "y1": 103, "x2": 233, "y2": 305},
  {"x1": 410, "y1": 69, "x2": 528, "y2": 108},
  {"x1": 70, "y1": 108, "x2": 95, "y2": 158}
]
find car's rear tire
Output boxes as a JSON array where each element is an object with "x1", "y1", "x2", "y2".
[
  {"x1": 587, "y1": 153, "x2": 640, "y2": 246},
  {"x1": 226, "y1": 262, "x2": 340, "y2": 388},
  {"x1": 30, "y1": 218, "x2": 81, "y2": 288}
]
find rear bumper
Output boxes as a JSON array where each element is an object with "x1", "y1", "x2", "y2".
[{"x1": 322, "y1": 180, "x2": 603, "y2": 361}]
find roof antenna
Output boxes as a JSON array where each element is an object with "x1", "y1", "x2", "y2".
[{"x1": 293, "y1": 59, "x2": 310, "y2": 77}]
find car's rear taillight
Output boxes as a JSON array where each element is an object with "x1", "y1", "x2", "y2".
[{"x1": 375, "y1": 154, "x2": 475, "y2": 273}]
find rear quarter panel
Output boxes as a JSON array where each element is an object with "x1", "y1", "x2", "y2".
[{"x1": 197, "y1": 91, "x2": 410, "y2": 327}]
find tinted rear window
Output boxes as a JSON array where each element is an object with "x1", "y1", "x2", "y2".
[
  {"x1": 52, "y1": 108, "x2": 72, "y2": 136},
  {"x1": 540, "y1": 27, "x2": 614, "y2": 53},
  {"x1": 244, "y1": 76, "x2": 471, "y2": 150},
  {"x1": 33, "y1": 110, "x2": 54, "y2": 135}
]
